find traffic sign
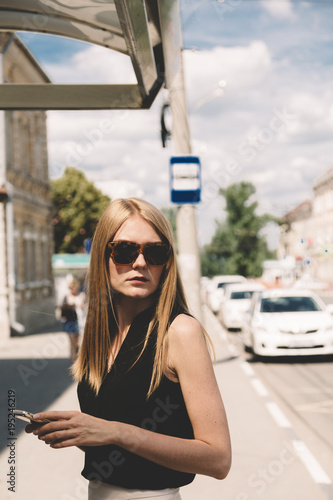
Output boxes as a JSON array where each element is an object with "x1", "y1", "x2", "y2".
[{"x1": 170, "y1": 156, "x2": 201, "y2": 204}]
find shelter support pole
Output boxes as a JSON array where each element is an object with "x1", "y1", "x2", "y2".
[
  {"x1": 0, "y1": 53, "x2": 10, "y2": 341},
  {"x1": 158, "y1": 0, "x2": 202, "y2": 322}
]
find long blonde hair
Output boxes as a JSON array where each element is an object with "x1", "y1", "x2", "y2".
[{"x1": 72, "y1": 198, "x2": 207, "y2": 398}]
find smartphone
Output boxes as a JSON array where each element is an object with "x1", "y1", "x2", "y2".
[{"x1": 10, "y1": 410, "x2": 51, "y2": 424}]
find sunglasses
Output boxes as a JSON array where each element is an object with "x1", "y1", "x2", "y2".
[{"x1": 107, "y1": 240, "x2": 170, "y2": 266}]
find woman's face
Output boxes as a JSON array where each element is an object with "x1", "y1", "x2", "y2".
[
  {"x1": 69, "y1": 283, "x2": 79, "y2": 295},
  {"x1": 108, "y1": 215, "x2": 166, "y2": 304}
]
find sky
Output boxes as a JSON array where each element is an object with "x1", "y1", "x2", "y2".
[{"x1": 17, "y1": 0, "x2": 333, "y2": 248}]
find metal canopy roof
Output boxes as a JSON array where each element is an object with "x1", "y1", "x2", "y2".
[{"x1": 0, "y1": 0, "x2": 167, "y2": 109}]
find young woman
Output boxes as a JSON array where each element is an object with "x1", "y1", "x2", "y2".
[
  {"x1": 26, "y1": 198, "x2": 231, "y2": 500},
  {"x1": 61, "y1": 278, "x2": 85, "y2": 362}
]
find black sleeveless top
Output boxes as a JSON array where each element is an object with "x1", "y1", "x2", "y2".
[{"x1": 77, "y1": 305, "x2": 195, "y2": 490}]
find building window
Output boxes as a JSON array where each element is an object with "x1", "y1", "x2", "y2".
[
  {"x1": 23, "y1": 233, "x2": 38, "y2": 285},
  {"x1": 31, "y1": 239, "x2": 37, "y2": 282},
  {"x1": 14, "y1": 232, "x2": 20, "y2": 286},
  {"x1": 41, "y1": 239, "x2": 48, "y2": 281},
  {"x1": 11, "y1": 112, "x2": 20, "y2": 171},
  {"x1": 39, "y1": 114, "x2": 48, "y2": 184},
  {"x1": 24, "y1": 238, "x2": 31, "y2": 284},
  {"x1": 35, "y1": 116, "x2": 43, "y2": 182},
  {"x1": 21, "y1": 122, "x2": 30, "y2": 175},
  {"x1": 5, "y1": 112, "x2": 13, "y2": 170}
]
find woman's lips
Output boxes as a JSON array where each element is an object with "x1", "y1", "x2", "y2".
[{"x1": 129, "y1": 277, "x2": 148, "y2": 282}]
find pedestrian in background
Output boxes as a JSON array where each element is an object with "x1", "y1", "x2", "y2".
[
  {"x1": 61, "y1": 278, "x2": 85, "y2": 362},
  {"x1": 27, "y1": 198, "x2": 231, "y2": 500}
]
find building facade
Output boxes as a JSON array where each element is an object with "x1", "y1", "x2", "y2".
[
  {"x1": 312, "y1": 169, "x2": 333, "y2": 282},
  {"x1": 279, "y1": 169, "x2": 333, "y2": 284},
  {"x1": 0, "y1": 33, "x2": 55, "y2": 339}
]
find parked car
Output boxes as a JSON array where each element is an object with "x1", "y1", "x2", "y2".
[
  {"x1": 219, "y1": 282, "x2": 266, "y2": 330},
  {"x1": 242, "y1": 289, "x2": 333, "y2": 357},
  {"x1": 292, "y1": 273, "x2": 331, "y2": 291},
  {"x1": 200, "y1": 276, "x2": 212, "y2": 304},
  {"x1": 207, "y1": 275, "x2": 247, "y2": 314}
]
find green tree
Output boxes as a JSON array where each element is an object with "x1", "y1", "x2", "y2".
[
  {"x1": 161, "y1": 206, "x2": 177, "y2": 248},
  {"x1": 201, "y1": 182, "x2": 277, "y2": 277},
  {"x1": 51, "y1": 167, "x2": 110, "y2": 253}
]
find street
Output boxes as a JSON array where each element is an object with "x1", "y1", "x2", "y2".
[
  {"x1": 206, "y1": 313, "x2": 333, "y2": 500},
  {"x1": 1, "y1": 308, "x2": 333, "y2": 500}
]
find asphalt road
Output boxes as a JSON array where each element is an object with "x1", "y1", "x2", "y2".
[
  {"x1": 248, "y1": 353, "x2": 333, "y2": 482},
  {"x1": 221, "y1": 323, "x2": 333, "y2": 500}
]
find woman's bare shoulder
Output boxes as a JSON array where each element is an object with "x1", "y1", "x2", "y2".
[
  {"x1": 168, "y1": 313, "x2": 204, "y2": 346},
  {"x1": 168, "y1": 314, "x2": 211, "y2": 383}
]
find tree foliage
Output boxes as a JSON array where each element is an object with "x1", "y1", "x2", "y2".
[
  {"x1": 201, "y1": 182, "x2": 277, "y2": 277},
  {"x1": 161, "y1": 206, "x2": 177, "y2": 249},
  {"x1": 51, "y1": 167, "x2": 110, "y2": 253}
]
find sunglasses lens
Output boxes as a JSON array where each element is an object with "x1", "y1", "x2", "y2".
[
  {"x1": 112, "y1": 242, "x2": 139, "y2": 265},
  {"x1": 143, "y1": 244, "x2": 169, "y2": 266},
  {"x1": 109, "y1": 241, "x2": 170, "y2": 266}
]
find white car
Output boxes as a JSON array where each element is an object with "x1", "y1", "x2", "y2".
[
  {"x1": 242, "y1": 289, "x2": 333, "y2": 357},
  {"x1": 207, "y1": 275, "x2": 247, "y2": 314},
  {"x1": 292, "y1": 274, "x2": 330, "y2": 291},
  {"x1": 219, "y1": 282, "x2": 266, "y2": 330}
]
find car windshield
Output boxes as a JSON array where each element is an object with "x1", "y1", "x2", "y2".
[
  {"x1": 218, "y1": 281, "x2": 239, "y2": 289},
  {"x1": 260, "y1": 296, "x2": 322, "y2": 313},
  {"x1": 230, "y1": 291, "x2": 254, "y2": 300}
]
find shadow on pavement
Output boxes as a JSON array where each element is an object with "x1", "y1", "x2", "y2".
[
  {"x1": 1, "y1": 357, "x2": 74, "y2": 453},
  {"x1": 215, "y1": 355, "x2": 239, "y2": 364},
  {"x1": 247, "y1": 353, "x2": 333, "y2": 365}
]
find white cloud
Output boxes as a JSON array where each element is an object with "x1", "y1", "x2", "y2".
[
  {"x1": 184, "y1": 41, "x2": 272, "y2": 111},
  {"x1": 44, "y1": 9, "x2": 333, "y2": 248},
  {"x1": 261, "y1": 0, "x2": 295, "y2": 19},
  {"x1": 286, "y1": 90, "x2": 333, "y2": 141},
  {"x1": 43, "y1": 45, "x2": 136, "y2": 84},
  {"x1": 94, "y1": 179, "x2": 145, "y2": 200}
]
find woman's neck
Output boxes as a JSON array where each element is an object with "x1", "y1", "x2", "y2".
[
  {"x1": 108, "y1": 296, "x2": 155, "y2": 370},
  {"x1": 114, "y1": 296, "x2": 154, "y2": 335}
]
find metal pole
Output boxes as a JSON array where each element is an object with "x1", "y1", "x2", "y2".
[
  {"x1": 0, "y1": 52, "x2": 10, "y2": 341},
  {"x1": 158, "y1": 0, "x2": 202, "y2": 322}
]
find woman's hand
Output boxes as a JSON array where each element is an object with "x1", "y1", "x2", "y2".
[{"x1": 25, "y1": 411, "x2": 120, "y2": 449}]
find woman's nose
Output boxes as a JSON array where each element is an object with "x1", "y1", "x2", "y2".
[{"x1": 132, "y1": 251, "x2": 147, "y2": 268}]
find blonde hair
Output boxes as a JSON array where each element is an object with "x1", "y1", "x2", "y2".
[
  {"x1": 72, "y1": 198, "x2": 207, "y2": 397},
  {"x1": 68, "y1": 278, "x2": 80, "y2": 292}
]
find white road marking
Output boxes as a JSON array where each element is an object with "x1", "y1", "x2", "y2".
[
  {"x1": 217, "y1": 313, "x2": 333, "y2": 493},
  {"x1": 292, "y1": 440, "x2": 332, "y2": 485},
  {"x1": 266, "y1": 401, "x2": 292, "y2": 428},
  {"x1": 295, "y1": 399, "x2": 333, "y2": 414},
  {"x1": 251, "y1": 377, "x2": 269, "y2": 397},
  {"x1": 228, "y1": 343, "x2": 240, "y2": 357},
  {"x1": 241, "y1": 361, "x2": 255, "y2": 376}
]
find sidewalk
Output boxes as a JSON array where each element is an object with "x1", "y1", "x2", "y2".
[{"x1": 0, "y1": 329, "x2": 86, "y2": 500}]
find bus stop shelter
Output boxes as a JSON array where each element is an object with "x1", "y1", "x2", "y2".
[
  {"x1": 0, "y1": 0, "x2": 180, "y2": 110},
  {"x1": 0, "y1": 0, "x2": 203, "y2": 323}
]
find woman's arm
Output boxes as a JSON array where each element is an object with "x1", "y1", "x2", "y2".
[{"x1": 27, "y1": 315, "x2": 231, "y2": 479}]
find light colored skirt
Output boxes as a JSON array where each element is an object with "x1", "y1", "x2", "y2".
[{"x1": 88, "y1": 481, "x2": 182, "y2": 500}]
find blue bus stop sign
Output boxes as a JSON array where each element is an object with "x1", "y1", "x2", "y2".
[{"x1": 170, "y1": 156, "x2": 201, "y2": 204}]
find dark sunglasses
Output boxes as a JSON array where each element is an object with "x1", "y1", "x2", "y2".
[{"x1": 107, "y1": 240, "x2": 170, "y2": 266}]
